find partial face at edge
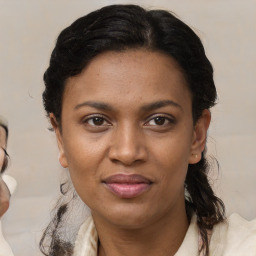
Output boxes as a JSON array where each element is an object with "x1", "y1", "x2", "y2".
[
  {"x1": 0, "y1": 126, "x2": 7, "y2": 170},
  {"x1": 51, "y1": 49, "x2": 210, "y2": 228},
  {"x1": 0, "y1": 125, "x2": 9, "y2": 217}
]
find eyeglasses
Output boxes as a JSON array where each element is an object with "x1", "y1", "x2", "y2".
[
  {"x1": 0, "y1": 147, "x2": 9, "y2": 173},
  {"x1": 0, "y1": 147, "x2": 9, "y2": 157}
]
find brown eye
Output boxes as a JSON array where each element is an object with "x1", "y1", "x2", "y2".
[
  {"x1": 90, "y1": 117, "x2": 105, "y2": 126},
  {"x1": 147, "y1": 116, "x2": 169, "y2": 126},
  {"x1": 145, "y1": 115, "x2": 175, "y2": 128},
  {"x1": 84, "y1": 115, "x2": 111, "y2": 127},
  {"x1": 154, "y1": 117, "x2": 166, "y2": 125}
]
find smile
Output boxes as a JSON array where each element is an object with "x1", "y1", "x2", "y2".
[{"x1": 103, "y1": 174, "x2": 152, "y2": 199}]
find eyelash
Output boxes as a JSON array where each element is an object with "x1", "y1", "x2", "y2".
[
  {"x1": 82, "y1": 114, "x2": 175, "y2": 129},
  {"x1": 82, "y1": 114, "x2": 111, "y2": 127},
  {"x1": 144, "y1": 114, "x2": 175, "y2": 127}
]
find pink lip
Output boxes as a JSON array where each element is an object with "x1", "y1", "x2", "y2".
[{"x1": 103, "y1": 174, "x2": 152, "y2": 199}]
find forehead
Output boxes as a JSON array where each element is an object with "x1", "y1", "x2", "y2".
[{"x1": 63, "y1": 49, "x2": 191, "y2": 111}]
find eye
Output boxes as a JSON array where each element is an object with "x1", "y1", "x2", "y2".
[
  {"x1": 88, "y1": 117, "x2": 105, "y2": 126},
  {"x1": 83, "y1": 115, "x2": 111, "y2": 127},
  {"x1": 145, "y1": 115, "x2": 175, "y2": 127},
  {"x1": 149, "y1": 116, "x2": 167, "y2": 126}
]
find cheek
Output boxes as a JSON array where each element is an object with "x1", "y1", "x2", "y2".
[
  {"x1": 151, "y1": 134, "x2": 192, "y2": 169},
  {"x1": 62, "y1": 133, "x2": 108, "y2": 194},
  {"x1": 64, "y1": 129, "x2": 105, "y2": 167},
  {"x1": 150, "y1": 133, "x2": 192, "y2": 190}
]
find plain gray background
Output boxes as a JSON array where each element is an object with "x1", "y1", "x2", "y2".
[{"x1": 0, "y1": 0, "x2": 255, "y2": 255}]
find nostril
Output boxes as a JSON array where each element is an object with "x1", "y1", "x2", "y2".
[
  {"x1": 108, "y1": 145, "x2": 147, "y2": 166},
  {"x1": 108, "y1": 128, "x2": 148, "y2": 165}
]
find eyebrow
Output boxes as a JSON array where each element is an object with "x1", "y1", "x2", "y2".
[
  {"x1": 74, "y1": 100, "x2": 182, "y2": 112},
  {"x1": 74, "y1": 101, "x2": 114, "y2": 111},
  {"x1": 141, "y1": 100, "x2": 183, "y2": 112}
]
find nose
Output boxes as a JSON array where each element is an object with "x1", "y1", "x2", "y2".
[{"x1": 108, "y1": 124, "x2": 147, "y2": 166}]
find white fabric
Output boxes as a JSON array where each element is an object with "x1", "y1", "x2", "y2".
[
  {"x1": 2, "y1": 175, "x2": 17, "y2": 196},
  {"x1": 0, "y1": 221, "x2": 14, "y2": 256},
  {"x1": 73, "y1": 215, "x2": 98, "y2": 256},
  {"x1": 0, "y1": 175, "x2": 16, "y2": 256},
  {"x1": 73, "y1": 214, "x2": 256, "y2": 256},
  {"x1": 210, "y1": 214, "x2": 256, "y2": 255}
]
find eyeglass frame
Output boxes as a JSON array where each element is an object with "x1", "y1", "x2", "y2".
[{"x1": 0, "y1": 147, "x2": 9, "y2": 173}]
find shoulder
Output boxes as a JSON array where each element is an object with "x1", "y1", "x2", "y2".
[{"x1": 210, "y1": 213, "x2": 256, "y2": 256}]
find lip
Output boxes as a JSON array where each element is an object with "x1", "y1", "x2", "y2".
[{"x1": 103, "y1": 174, "x2": 152, "y2": 199}]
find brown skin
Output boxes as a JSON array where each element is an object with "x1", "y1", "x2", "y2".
[
  {"x1": 51, "y1": 49, "x2": 211, "y2": 256},
  {"x1": 0, "y1": 126, "x2": 10, "y2": 218}
]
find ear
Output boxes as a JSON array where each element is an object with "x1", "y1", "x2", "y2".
[
  {"x1": 189, "y1": 109, "x2": 211, "y2": 164},
  {"x1": 50, "y1": 113, "x2": 68, "y2": 168}
]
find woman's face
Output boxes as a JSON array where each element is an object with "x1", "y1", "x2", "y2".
[{"x1": 53, "y1": 49, "x2": 210, "y2": 228}]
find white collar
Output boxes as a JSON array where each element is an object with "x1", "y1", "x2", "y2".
[{"x1": 73, "y1": 214, "x2": 199, "y2": 256}]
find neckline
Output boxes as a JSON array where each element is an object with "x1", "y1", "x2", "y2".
[{"x1": 73, "y1": 214, "x2": 200, "y2": 256}]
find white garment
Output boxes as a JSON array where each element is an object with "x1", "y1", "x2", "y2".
[
  {"x1": 2, "y1": 175, "x2": 17, "y2": 195},
  {"x1": 0, "y1": 221, "x2": 14, "y2": 256},
  {"x1": 73, "y1": 214, "x2": 256, "y2": 256},
  {"x1": 0, "y1": 175, "x2": 17, "y2": 256}
]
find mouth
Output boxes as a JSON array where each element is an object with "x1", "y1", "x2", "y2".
[{"x1": 103, "y1": 174, "x2": 152, "y2": 199}]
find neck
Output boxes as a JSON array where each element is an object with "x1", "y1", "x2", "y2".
[{"x1": 93, "y1": 204, "x2": 189, "y2": 256}]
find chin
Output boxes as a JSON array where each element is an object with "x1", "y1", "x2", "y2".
[{"x1": 93, "y1": 203, "x2": 158, "y2": 229}]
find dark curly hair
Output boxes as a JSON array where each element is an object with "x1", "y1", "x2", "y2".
[{"x1": 41, "y1": 4, "x2": 225, "y2": 256}]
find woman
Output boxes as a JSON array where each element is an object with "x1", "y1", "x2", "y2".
[
  {"x1": 40, "y1": 4, "x2": 256, "y2": 256},
  {"x1": 0, "y1": 118, "x2": 16, "y2": 256}
]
